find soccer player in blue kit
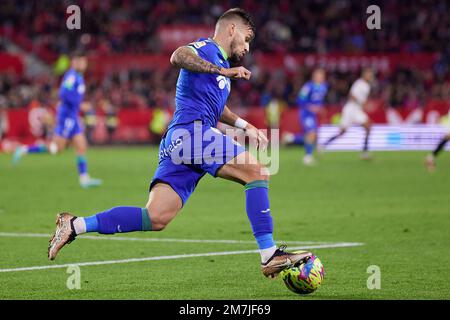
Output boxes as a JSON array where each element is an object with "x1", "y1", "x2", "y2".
[
  {"x1": 13, "y1": 52, "x2": 102, "y2": 188},
  {"x1": 48, "y1": 8, "x2": 312, "y2": 278},
  {"x1": 282, "y1": 68, "x2": 327, "y2": 165}
]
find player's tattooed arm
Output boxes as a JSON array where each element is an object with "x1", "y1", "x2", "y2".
[
  {"x1": 170, "y1": 46, "x2": 251, "y2": 80},
  {"x1": 170, "y1": 46, "x2": 223, "y2": 74}
]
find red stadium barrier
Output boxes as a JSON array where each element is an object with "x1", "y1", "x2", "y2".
[
  {"x1": 2, "y1": 102, "x2": 449, "y2": 147},
  {"x1": 2, "y1": 109, "x2": 35, "y2": 146},
  {"x1": 114, "y1": 108, "x2": 153, "y2": 142},
  {"x1": 253, "y1": 52, "x2": 439, "y2": 73},
  {"x1": 0, "y1": 53, "x2": 24, "y2": 75},
  {"x1": 84, "y1": 53, "x2": 439, "y2": 78}
]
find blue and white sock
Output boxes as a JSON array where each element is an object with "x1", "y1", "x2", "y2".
[
  {"x1": 77, "y1": 155, "x2": 88, "y2": 177},
  {"x1": 27, "y1": 144, "x2": 48, "y2": 153},
  {"x1": 73, "y1": 206, "x2": 152, "y2": 235},
  {"x1": 305, "y1": 141, "x2": 314, "y2": 156},
  {"x1": 245, "y1": 180, "x2": 277, "y2": 263}
]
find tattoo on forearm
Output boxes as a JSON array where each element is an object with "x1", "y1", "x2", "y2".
[{"x1": 172, "y1": 47, "x2": 222, "y2": 74}]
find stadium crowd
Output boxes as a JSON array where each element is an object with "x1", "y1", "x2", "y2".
[
  {"x1": 2, "y1": 0, "x2": 449, "y2": 55},
  {"x1": 0, "y1": 0, "x2": 449, "y2": 112}
]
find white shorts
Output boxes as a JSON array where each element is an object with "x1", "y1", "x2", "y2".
[{"x1": 340, "y1": 102, "x2": 369, "y2": 128}]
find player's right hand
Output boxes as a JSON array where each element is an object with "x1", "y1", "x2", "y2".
[
  {"x1": 245, "y1": 124, "x2": 269, "y2": 152},
  {"x1": 221, "y1": 66, "x2": 251, "y2": 80}
]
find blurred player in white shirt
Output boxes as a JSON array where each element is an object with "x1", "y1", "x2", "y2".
[
  {"x1": 425, "y1": 109, "x2": 450, "y2": 172},
  {"x1": 322, "y1": 68, "x2": 374, "y2": 159}
]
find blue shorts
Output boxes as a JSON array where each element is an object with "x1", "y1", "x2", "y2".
[
  {"x1": 300, "y1": 109, "x2": 318, "y2": 134},
  {"x1": 54, "y1": 115, "x2": 83, "y2": 139},
  {"x1": 149, "y1": 122, "x2": 246, "y2": 205}
]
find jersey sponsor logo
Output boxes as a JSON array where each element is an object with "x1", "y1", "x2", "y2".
[
  {"x1": 159, "y1": 138, "x2": 183, "y2": 159},
  {"x1": 216, "y1": 75, "x2": 231, "y2": 92}
]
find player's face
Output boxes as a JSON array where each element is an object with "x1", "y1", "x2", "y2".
[
  {"x1": 363, "y1": 70, "x2": 374, "y2": 83},
  {"x1": 229, "y1": 23, "x2": 253, "y2": 63},
  {"x1": 73, "y1": 57, "x2": 88, "y2": 73},
  {"x1": 313, "y1": 70, "x2": 326, "y2": 84}
]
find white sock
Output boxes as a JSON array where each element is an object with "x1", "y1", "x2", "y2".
[
  {"x1": 49, "y1": 142, "x2": 58, "y2": 155},
  {"x1": 260, "y1": 245, "x2": 277, "y2": 264},
  {"x1": 72, "y1": 217, "x2": 86, "y2": 235},
  {"x1": 79, "y1": 173, "x2": 89, "y2": 183}
]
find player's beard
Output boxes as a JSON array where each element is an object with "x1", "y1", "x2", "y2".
[
  {"x1": 229, "y1": 52, "x2": 242, "y2": 64},
  {"x1": 229, "y1": 40, "x2": 244, "y2": 64}
]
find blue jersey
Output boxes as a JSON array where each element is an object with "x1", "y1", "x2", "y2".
[
  {"x1": 297, "y1": 81, "x2": 328, "y2": 112},
  {"x1": 169, "y1": 38, "x2": 231, "y2": 129},
  {"x1": 58, "y1": 68, "x2": 85, "y2": 118}
]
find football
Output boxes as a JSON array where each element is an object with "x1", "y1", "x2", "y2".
[{"x1": 280, "y1": 252, "x2": 325, "y2": 294}]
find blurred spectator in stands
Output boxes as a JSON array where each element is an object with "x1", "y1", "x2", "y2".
[
  {"x1": 0, "y1": 106, "x2": 9, "y2": 139},
  {"x1": 264, "y1": 85, "x2": 288, "y2": 129},
  {"x1": 27, "y1": 98, "x2": 54, "y2": 140},
  {"x1": 1, "y1": 0, "x2": 448, "y2": 58},
  {"x1": 54, "y1": 54, "x2": 70, "y2": 76},
  {"x1": 100, "y1": 99, "x2": 118, "y2": 144},
  {"x1": 82, "y1": 101, "x2": 97, "y2": 144}
]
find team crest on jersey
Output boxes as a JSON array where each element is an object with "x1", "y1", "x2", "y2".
[
  {"x1": 216, "y1": 75, "x2": 231, "y2": 92},
  {"x1": 63, "y1": 75, "x2": 76, "y2": 89}
]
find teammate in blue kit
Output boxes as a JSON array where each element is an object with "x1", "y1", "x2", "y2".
[
  {"x1": 48, "y1": 8, "x2": 312, "y2": 278},
  {"x1": 13, "y1": 52, "x2": 101, "y2": 188},
  {"x1": 282, "y1": 69, "x2": 327, "y2": 165}
]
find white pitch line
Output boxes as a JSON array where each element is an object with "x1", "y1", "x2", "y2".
[
  {"x1": 0, "y1": 242, "x2": 363, "y2": 273},
  {"x1": 0, "y1": 232, "x2": 326, "y2": 245}
]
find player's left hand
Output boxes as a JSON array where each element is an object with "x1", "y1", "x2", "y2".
[
  {"x1": 221, "y1": 66, "x2": 251, "y2": 80},
  {"x1": 245, "y1": 124, "x2": 269, "y2": 151}
]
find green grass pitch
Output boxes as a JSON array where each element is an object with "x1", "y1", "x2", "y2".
[{"x1": 0, "y1": 147, "x2": 449, "y2": 299}]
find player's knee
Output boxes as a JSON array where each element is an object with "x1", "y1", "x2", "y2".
[
  {"x1": 248, "y1": 164, "x2": 270, "y2": 182},
  {"x1": 76, "y1": 146, "x2": 87, "y2": 155},
  {"x1": 149, "y1": 216, "x2": 168, "y2": 231},
  {"x1": 306, "y1": 132, "x2": 316, "y2": 142},
  {"x1": 151, "y1": 221, "x2": 167, "y2": 231}
]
